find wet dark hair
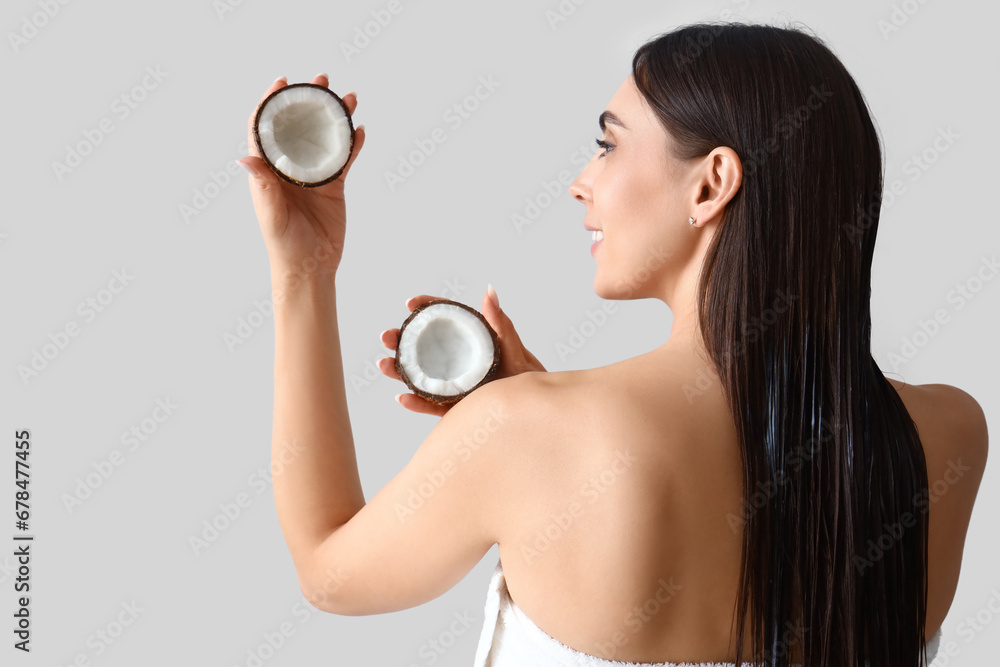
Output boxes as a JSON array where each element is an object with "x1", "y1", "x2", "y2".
[{"x1": 631, "y1": 21, "x2": 930, "y2": 667}]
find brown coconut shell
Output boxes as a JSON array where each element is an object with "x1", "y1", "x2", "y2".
[
  {"x1": 252, "y1": 82, "x2": 355, "y2": 188},
  {"x1": 394, "y1": 298, "x2": 501, "y2": 405}
]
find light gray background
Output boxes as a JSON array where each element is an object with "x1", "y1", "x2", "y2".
[{"x1": 2, "y1": 0, "x2": 997, "y2": 665}]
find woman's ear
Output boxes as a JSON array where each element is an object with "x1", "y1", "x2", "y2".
[{"x1": 692, "y1": 147, "x2": 742, "y2": 223}]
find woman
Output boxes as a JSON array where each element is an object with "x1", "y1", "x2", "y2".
[{"x1": 236, "y1": 21, "x2": 988, "y2": 667}]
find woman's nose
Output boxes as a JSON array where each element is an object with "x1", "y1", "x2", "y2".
[{"x1": 568, "y1": 172, "x2": 590, "y2": 203}]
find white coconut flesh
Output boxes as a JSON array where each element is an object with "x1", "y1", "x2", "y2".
[
  {"x1": 398, "y1": 304, "x2": 496, "y2": 397},
  {"x1": 257, "y1": 86, "x2": 352, "y2": 184}
]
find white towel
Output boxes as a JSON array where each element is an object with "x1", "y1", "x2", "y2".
[{"x1": 473, "y1": 558, "x2": 943, "y2": 667}]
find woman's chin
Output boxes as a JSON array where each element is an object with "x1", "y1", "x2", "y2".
[{"x1": 593, "y1": 275, "x2": 621, "y2": 301}]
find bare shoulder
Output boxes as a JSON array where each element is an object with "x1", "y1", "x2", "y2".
[
  {"x1": 922, "y1": 383, "x2": 989, "y2": 452},
  {"x1": 884, "y1": 378, "x2": 988, "y2": 510},
  {"x1": 486, "y1": 368, "x2": 594, "y2": 415},
  {"x1": 888, "y1": 379, "x2": 989, "y2": 470},
  {"x1": 477, "y1": 370, "x2": 562, "y2": 417},
  {"x1": 463, "y1": 370, "x2": 569, "y2": 468},
  {"x1": 886, "y1": 378, "x2": 989, "y2": 635},
  {"x1": 476, "y1": 369, "x2": 589, "y2": 449},
  {"x1": 478, "y1": 370, "x2": 620, "y2": 537},
  {"x1": 911, "y1": 382, "x2": 989, "y2": 524}
]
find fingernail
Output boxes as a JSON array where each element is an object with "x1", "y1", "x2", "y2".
[
  {"x1": 317, "y1": 72, "x2": 329, "y2": 79},
  {"x1": 236, "y1": 158, "x2": 258, "y2": 177},
  {"x1": 379, "y1": 329, "x2": 391, "y2": 339},
  {"x1": 345, "y1": 90, "x2": 356, "y2": 98},
  {"x1": 274, "y1": 75, "x2": 287, "y2": 85},
  {"x1": 395, "y1": 393, "x2": 405, "y2": 404},
  {"x1": 487, "y1": 283, "x2": 500, "y2": 309}
]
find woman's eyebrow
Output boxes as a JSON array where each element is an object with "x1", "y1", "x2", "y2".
[{"x1": 599, "y1": 110, "x2": 627, "y2": 131}]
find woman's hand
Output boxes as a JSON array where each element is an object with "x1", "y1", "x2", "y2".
[
  {"x1": 379, "y1": 285, "x2": 547, "y2": 417},
  {"x1": 237, "y1": 74, "x2": 366, "y2": 281}
]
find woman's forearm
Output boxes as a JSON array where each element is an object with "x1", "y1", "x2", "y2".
[{"x1": 269, "y1": 269, "x2": 365, "y2": 574}]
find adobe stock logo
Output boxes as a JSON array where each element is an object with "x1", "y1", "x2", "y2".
[
  {"x1": 877, "y1": 0, "x2": 931, "y2": 40},
  {"x1": 592, "y1": 576, "x2": 683, "y2": 661},
  {"x1": 521, "y1": 450, "x2": 638, "y2": 566},
  {"x1": 393, "y1": 404, "x2": 510, "y2": 523},
  {"x1": 17, "y1": 268, "x2": 135, "y2": 386},
  {"x1": 384, "y1": 74, "x2": 502, "y2": 192},
  {"x1": 8, "y1": 0, "x2": 74, "y2": 54},
  {"x1": 884, "y1": 253, "x2": 997, "y2": 372},
  {"x1": 61, "y1": 398, "x2": 180, "y2": 514},
  {"x1": 339, "y1": 0, "x2": 418, "y2": 62},
  {"x1": 50, "y1": 66, "x2": 169, "y2": 183}
]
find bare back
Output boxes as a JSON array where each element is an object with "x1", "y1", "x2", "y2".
[{"x1": 495, "y1": 343, "x2": 988, "y2": 664}]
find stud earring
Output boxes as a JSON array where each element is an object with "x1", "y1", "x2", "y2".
[{"x1": 689, "y1": 216, "x2": 697, "y2": 225}]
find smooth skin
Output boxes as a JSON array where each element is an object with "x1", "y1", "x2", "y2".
[
  {"x1": 241, "y1": 73, "x2": 989, "y2": 664},
  {"x1": 238, "y1": 75, "x2": 549, "y2": 616}
]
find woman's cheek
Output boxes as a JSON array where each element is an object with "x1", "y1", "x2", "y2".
[{"x1": 596, "y1": 173, "x2": 629, "y2": 224}]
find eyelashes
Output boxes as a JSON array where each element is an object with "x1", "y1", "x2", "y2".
[{"x1": 594, "y1": 137, "x2": 614, "y2": 158}]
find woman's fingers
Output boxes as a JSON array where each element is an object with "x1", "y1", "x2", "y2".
[
  {"x1": 380, "y1": 361, "x2": 449, "y2": 415},
  {"x1": 404, "y1": 294, "x2": 445, "y2": 311},
  {"x1": 397, "y1": 393, "x2": 450, "y2": 417},
  {"x1": 338, "y1": 122, "x2": 365, "y2": 181},
  {"x1": 377, "y1": 356, "x2": 400, "y2": 381},
  {"x1": 341, "y1": 91, "x2": 357, "y2": 117},
  {"x1": 524, "y1": 348, "x2": 546, "y2": 372},
  {"x1": 380, "y1": 328, "x2": 399, "y2": 350},
  {"x1": 309, "y1": 72, "x2": 359, "y2": 117},
  {"x1": 262, "y1": 75, "x2": 287, "y2": 99}
]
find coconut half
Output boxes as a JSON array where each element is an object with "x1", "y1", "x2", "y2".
[
  {"x1": 252, "y1": 82, "x2": 355, "y2": 187},
  {"x1": 394, "y1": 299, "x2": 501, "y2": 405}
]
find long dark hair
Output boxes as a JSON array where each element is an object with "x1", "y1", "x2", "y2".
[{"x1": 631, "y1": 22, "x2": 930, "y2": 667}]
